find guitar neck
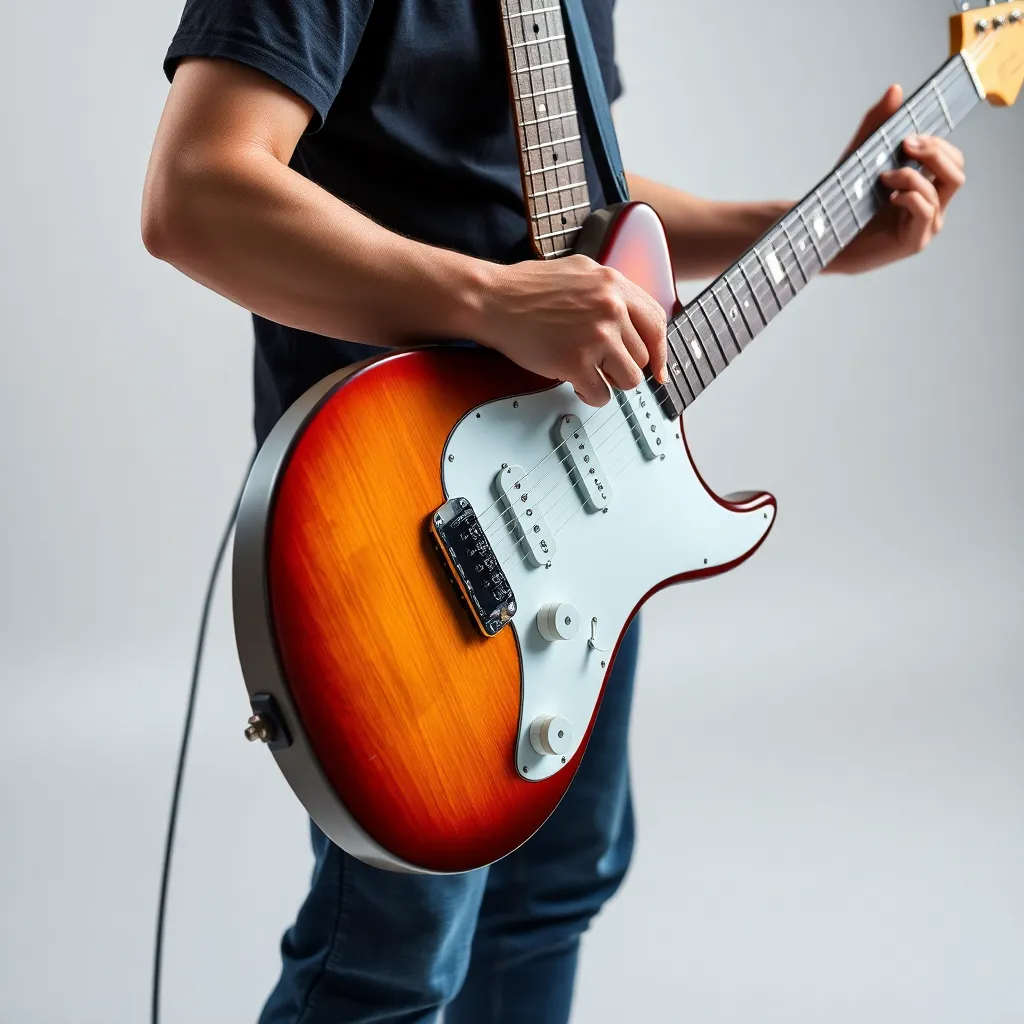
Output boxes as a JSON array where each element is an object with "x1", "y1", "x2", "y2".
[
  {"x1": 499, "y1": 0, "x2": 593, "y2": 258},
  {"x1": 657, "y1": 55, "x2": 983, "y2": 418}
]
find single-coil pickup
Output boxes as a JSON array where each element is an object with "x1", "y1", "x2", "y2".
[
  {"x1": 557, "y1": 414, "x2": 611, "y2": 512},
  {"x1": 616, "y1": 384, "x2": 661, "y2": 460},
  {"x1": 495, "y1": 464, "x2": 556, "y2": 568}
]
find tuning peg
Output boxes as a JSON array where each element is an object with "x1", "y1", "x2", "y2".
[{"x1": 1011, "y1": 9, "x2": 1024, "y2": 21}]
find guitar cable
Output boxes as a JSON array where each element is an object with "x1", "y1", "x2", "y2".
[{"x1": 151, "y1": 453, "x2": 255, "y2": 1024}]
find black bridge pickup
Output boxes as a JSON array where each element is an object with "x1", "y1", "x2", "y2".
[{"x1": 430, "y1": 497, "x2": 516, "y2": 637}]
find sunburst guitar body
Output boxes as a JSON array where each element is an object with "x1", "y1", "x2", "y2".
[{"x1": 233, "y1": 202, "x2": 774, "y2": 873}]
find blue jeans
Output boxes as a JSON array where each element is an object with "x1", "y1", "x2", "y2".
[{"x1": 258, "y1": 619, "x2": 640, "y2": 1024}]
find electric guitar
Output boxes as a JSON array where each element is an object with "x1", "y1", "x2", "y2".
[{"x1": 233, "y1": 3, "x2": 1024, "y2": 874}]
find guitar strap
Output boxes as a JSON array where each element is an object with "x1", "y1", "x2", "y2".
[{"x1": 560, "y1": 0, "x2": 630, "y2": 205}]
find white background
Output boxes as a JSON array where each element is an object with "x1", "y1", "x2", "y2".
[{"x1": 2, "y1": 0, "x2": 1022, "y2": 1021}]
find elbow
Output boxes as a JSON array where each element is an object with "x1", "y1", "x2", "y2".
[
  {"x1": 141, "y1": 170, "x2": 190, "y2": 263},
  {"x1": 141, "y1": 155, "x2": 211, "y2": 264}
]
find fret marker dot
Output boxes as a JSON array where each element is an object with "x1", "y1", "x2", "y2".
[
  {"x1": 765, "y1": 249, "x2": 786, "y2": 285},
  {"x1": 537, "y1": 103, "x2": 546, "y2": 113},
  {"x1": 798, "y1": 240, "x2": 806, "y2": 252},
  {"x1": 691, "y1": 341, "x2": 703, "y2": 360},
  {"x1": 813, "y1": 216, "x2": 825, "y2": 238},
  {"x1": 876, "y1": 151, "x2": 886, "y2": 167},
  {"x1": 743, "y1": 299, "x2": 750, "y2": 308},
  {"x1": 853, "y1": 177, "x2": 864, "y2": 200},
  {"x1": 729, "y1": 306, "x2": 737, "y2": 320}
]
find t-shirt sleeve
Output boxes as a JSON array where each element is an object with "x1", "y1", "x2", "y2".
[{"x1": 163, "y1": 0, "x2": 375, "y2": 130}]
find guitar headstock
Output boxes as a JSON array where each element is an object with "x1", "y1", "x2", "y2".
[{"x1": 952, "y1": 2, "x2": 1024, "y2": 105}]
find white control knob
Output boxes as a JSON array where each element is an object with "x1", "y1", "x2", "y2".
[
  {"x1": 529, "y1": 715, "x2": 573, "y2": 757},
  {"x1": 536, "y1": 602, "x2": 580, "y2": 642}
]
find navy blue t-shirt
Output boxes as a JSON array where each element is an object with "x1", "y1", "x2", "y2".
[{"x1": 164, "y1": 0, "x2": 623, "y2": 445}]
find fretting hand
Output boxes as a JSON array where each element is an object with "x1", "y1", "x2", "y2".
[{"x1": 831, "y1": 85, "x2": 966, "y2": 275}]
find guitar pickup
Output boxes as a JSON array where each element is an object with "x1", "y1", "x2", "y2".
[
  {"x1": 430, "y1": 497, "x2": 516, "y2": 637},
  {"x1": 495, "y1": 464, "x2": 556, "y2": 568},
  {"x1": 616, "y1": 384, "x2": 661, "y2": 460},
  {"x1": 557, "y1": 414, "x2": 611, "y2": 512}
]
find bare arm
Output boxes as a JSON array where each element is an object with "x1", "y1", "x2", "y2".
[
  {"x1": 142, "y1": 58, "x2": 668, "y2": 406},
  {"x1": 142, "y1": 58, "x2": 492, "y2": 346}
]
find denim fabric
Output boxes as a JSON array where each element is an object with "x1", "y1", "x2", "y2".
[{"x1": 259, "y1": 618, "x2": 639, "y2": 1024}]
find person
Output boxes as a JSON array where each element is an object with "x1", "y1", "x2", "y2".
[{"x1": 142, "y1": 1, "x2": 965, "y2": 1020}]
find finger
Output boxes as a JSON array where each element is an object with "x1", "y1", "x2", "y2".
[
  {"x1": 846, "y1": 84, "x2": 903, "y2": 153},
  {"x1": 572, "y1": 368, "x2": 613, "y2": 408},
  {"x1": 913, "y1": 136, "x2": 965, "y2": 171},
  {"x1": 624, "y1": 291, "x2": 669, "y2": 384},
  {"x1": 903, "y1": 138, "x2": 965, "y2": 210},
  {"x1": 598, "y1": 343, "x2": 645, "y2": 391},
  {"x1": 881, "y1": 167, "x2": 941, "y2": 213},
  {"x1": 890, "y1": 190, "x2": 935, "y2": 250},
  {"x1": 617, "y1": 318, "x2": 652, "y2": 380}
]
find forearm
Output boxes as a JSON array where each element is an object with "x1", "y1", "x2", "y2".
[
  {"x1": 142, "y1": 148, "x2": 490, "y2": 348},
  {"x1": 626, "y1": 172, "x2": 790, "y2": 280}
]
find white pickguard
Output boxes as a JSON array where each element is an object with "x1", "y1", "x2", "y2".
[{"x1": 442, "y1": 378, "x2": 773, "y2": 781}]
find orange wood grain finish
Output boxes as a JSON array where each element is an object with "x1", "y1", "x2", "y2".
[
  {"x1": 269, "y1": 348, "x2": 560, "y2": 871},
  {"x1": 268, "y1": 205, "x2": 682, "y2": 872}
]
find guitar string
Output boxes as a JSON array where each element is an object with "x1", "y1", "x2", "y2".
[
  {"x1": 537, "y1": 57, "x2": 987, "y2": 549},
  {"x1": 482, "y1": 59, "x2": 983, "y2": 571},
  {"x1": 474, "y1": 46, "x2": 985, "y2": 557},
  {"x1": 477, "y1": 49, "x2": 980, "y2": 539},
  {"x1": 480, "y1": 72, "x2": 970, "y2": 563},
  {"x1": 474, "y1": 42, "x2": 984, "y2": 540}
]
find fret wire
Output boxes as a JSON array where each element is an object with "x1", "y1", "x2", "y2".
[
  {"x1": 529, "y1": 180, "x2": 587, "y2": 199},
  {"x1": 749, "y1": 250, "x2": 783, "y2": 310},
  {"x1": 931, "y1": 79, "x2": 954, "y2": 129},
  {"x1": 853, "y1": 148, "x2": 880, "y2": 206},
  {"x1": 514, "y1": 58, "x2": 570, "y2": 73},
  {"x1": 668, "y1": 325, "x2": 704, "y2": 399},
  {"x1": 708, "y1": 286, "x2": 744, "y2": 356},
  {"x1": 509, "y1": 3, "x2": 561, "y2": 15},
  {"x1": 795, "y1": 206, "x2": 827, "y2": 266},
  {"x1": 530, "y1": 200, "x2": 590, "y2": 220},
  {"x1": 520, "y1": 109, "x2": 577, "y2": 127},
  {"x1": 524, "y1": 158, "x2": 584, "y2": 176},
  {"x1": 534, "y1": 225, "x2": 580, "y2": 240},
  {"x1": 680, "y1": 311, "x2": 717, "y2": 385},
  {"x1": 517, "y1": 83, "x2": 575, "y2": 99},
  {"x1": 665, "y1": 336, "x2": 697, "y2": 404},
  {"x1": 512, "y1": 34, "x2": 565, "y2": 47},
  {"x1": 693, "y1": 297, "x2": 730, "y2": 370},
  {"x1": 723, "y1": 273, "x2": 757, "y2": 338},
  {"x1": 737, "y1": 264, "x2": 767, "y2": 327},
  {"x1": 688, "y1": 294, "x2": 729, "y2": 370},
  {"x1": 907, "y1": 97, "x2": 922, "y2": 134},
  {"x1": 779, "y1": 221, "x2": 809, "y2": 284},
  {"x1": 655, "y1": 344, "x2": 689, "y2": 411},
  {"x1": 523, "y1": 133, "x2": 581, "y2": 152},
  {"x1": 720, "y1": 279, "x2": 753, "y2": 347},
  {"x1": 835, "y1": 168, "x2": 864, "y2": 230},
  {"x1": 814, "y1": 187, "x2": 844, "y2": 248}
]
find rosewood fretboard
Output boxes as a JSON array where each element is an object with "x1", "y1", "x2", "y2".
[
  {"x1": 655, "y1": 56, "x2": 982, "y2": 418},
  {"x1": 499, "y1": 0, "x2": 593, "y2": 258}
]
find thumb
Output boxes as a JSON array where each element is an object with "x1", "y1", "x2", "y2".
[{"x1": 844, "y1": 84, "x2": 903, "y2": 156}]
